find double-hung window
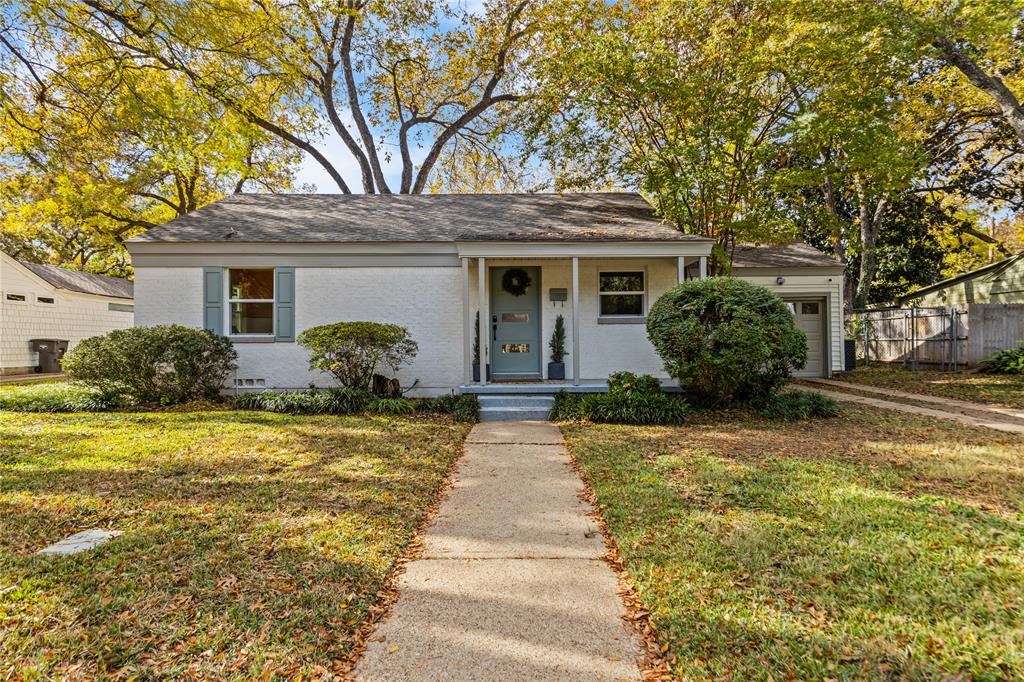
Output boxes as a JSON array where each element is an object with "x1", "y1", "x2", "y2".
[
  {"x1": 228, "y1": 268, "x2": 274, "y2": 335},
  {"x1": 598, "y1": 271, "x2": 645, "y2": 317}
]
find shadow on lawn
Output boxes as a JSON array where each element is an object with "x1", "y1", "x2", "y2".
[{"x1": 0, "y1": 411, "x2": 467, "y2": 679}]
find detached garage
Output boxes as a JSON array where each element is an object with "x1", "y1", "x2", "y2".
[{"x1": 0, "y1": 251, "x2": 135, "y2": 376}]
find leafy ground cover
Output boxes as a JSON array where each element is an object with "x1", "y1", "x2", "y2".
[
  {"x1": 0, "y1": 409, "x2": 470, "y2": 679},
  {"x1": 835, "y1": 366, "x2": 1024, "y2": 410},
  {"x1": 563, "y1": 407, "x2": 1024, "y2": 680}
]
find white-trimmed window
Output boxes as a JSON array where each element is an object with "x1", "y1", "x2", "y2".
[
  {"x1": 598, "y1": 271, "x2": 645, "y2": 317},
  {"x1": 227, "y1": 268, "x2": 274, "y2": 335},
  {"x1": 36, "y1": 296, "x2": 55, "y2": 306},
  {"x1": 4, "y1": 293, "x2": 27, "y2": 304}
]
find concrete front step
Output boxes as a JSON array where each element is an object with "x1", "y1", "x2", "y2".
[
  {"x1": 477, "y1": 395, "x2": 555, "y2": 421},
  {"x1": 477, "y1": 395, "x2": 555, "y2": 409}
]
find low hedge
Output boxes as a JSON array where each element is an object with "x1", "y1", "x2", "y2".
[
  {"x1": 550, "y1": 392, "x2": 690, "y2": 424},
  {"x1": 233, "y1": 388, "x2": 370, "y2": 415},
  {"x1": 234, "y1": 389, "x2": 480, "y2": 421},
  {"x1": 978, "y1": 346, "x2": 1024, "y2": 374},
  {"x1": 748, "y1": 389, "x2": 840, "y2": 421},
  {"x1": 0, "y1": 381, "x2": 120, "y2": 412}
]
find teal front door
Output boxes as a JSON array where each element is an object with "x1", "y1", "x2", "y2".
[{"x1": 490, "y1": 267, "x2": 541, "y2": 378}]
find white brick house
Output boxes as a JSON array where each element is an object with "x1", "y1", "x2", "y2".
[
  {"x1": 126, "y1": 193, "x2": 844, "y2": 395},
  {"x1": 0, "y1": 252, "x2": 134, "y2": 375}
]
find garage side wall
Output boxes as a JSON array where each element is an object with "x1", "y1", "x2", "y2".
[{"x1": 733, "y1": 268, "x2": 845, "y2": 374}]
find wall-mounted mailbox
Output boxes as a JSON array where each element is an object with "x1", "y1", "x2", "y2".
[{"x1": 549, "y1": 288, "x2": 568, "y2": 302}]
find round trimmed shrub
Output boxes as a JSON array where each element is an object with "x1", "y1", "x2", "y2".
[
  {"x1": 61, "y1": 325, "x2": 237, "y2": 405},
  {"x1": 297, "y1": 321, "x2": 418, "y2": 391},
  {"x1": 646, "y1": 278, "x2": 807, "y2": 404}
]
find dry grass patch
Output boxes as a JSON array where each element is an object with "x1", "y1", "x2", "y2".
[{"x1": 0, "y1": 410, "x2": 470, "y2": 679}]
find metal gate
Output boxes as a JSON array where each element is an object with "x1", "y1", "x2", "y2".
[{"x1": 851, "y1": 306, "x2": 969, "y2": 371}]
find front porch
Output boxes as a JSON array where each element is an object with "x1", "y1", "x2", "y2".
[{"x1": 457, "y1": 239, "x2": 713, "y2": 388}]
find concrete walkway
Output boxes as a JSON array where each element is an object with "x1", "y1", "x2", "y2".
[
  {"x1": 353, "y1": 421, "x2": 641, "y2": 681},
  {"x1": 803, "y1": 381, "x2": 1024, "y2": 435}
]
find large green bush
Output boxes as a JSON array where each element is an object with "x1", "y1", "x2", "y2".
[
  {"x1": 647, "y1": 278, "x2": 807, "y2": 404},
  {"x1": 61, "y1": 325, "x2": 237, "y2": 405},
  {"x1": 978, "y1": 346, "x2": 1024, "y2": 374},
  {"x1": 297, "y1": 322, "x2": 418, "y2": 391}
]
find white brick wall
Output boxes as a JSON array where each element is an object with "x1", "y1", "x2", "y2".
[
  {"x1": 132, "y1": 261, "x2": 843, "y2": 392},
  {"x1": 134, "y1": 266, "x2": 464, "y2": 394},
  {"x1": 0, "y1": 260, "x2": 134, "y2": 374}
]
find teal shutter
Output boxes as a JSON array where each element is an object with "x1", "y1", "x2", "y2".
[
  {"x1": 202, "y1": 267, "x2": 224, "y2": 335},
  {"x1": 275, "y1": 267, "x2": 295, "y2": 342}
]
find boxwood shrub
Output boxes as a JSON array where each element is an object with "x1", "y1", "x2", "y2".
[{"x1": 647, "y1": 278, "x2": 807, "y2": 405}]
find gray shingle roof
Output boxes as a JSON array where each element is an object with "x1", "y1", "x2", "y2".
[
  {"x1": 128, "y1": 192, "x2": 712, "y2": 243},
  {"x1": 19, "y1": 262, "x2": 134, "y2": 299},
  {"x1": 731, "y1": 242, "x2": 842, "y2": 268}
]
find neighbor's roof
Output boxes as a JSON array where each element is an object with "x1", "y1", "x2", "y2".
[
  {"x1": 18, "y1": 262, "x2": 134, "y2": 300},
  {"x1": 899, "y1": 252, "x2": 1024, "y2": 302},
  {"x1": 731, "y1": 242, "x2": 843, "y2": 268},
  {"x1": 127, "y1": 192, "x2": 714, "y2": 243}
]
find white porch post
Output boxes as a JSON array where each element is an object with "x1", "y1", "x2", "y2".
[
  {"x1": 462, "y1": 257, "x2": 472, "y2": 385},
  {"x1": 571, "y1": 256, "x2": 580, "y2": 386},
  {"x1": 698, "y1": 255, "x2": 708, "y2": 280},
  {"x1": 477, "y1": 257, "x2": 488, "y2": 386},
  {"x1": 677, "y1": 256, "x2": 686, "y2": 284}
]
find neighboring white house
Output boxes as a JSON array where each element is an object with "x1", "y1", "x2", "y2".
[
  {"x1": 0, "y1": 252, "x2": 135, "y2": 375},
  {"x1": 126, "y1": 193, "x2": 844, "y2": 395}
]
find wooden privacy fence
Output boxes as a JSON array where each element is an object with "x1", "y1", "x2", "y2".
[{"x1": 851, "y1": 304, "x2": 1024, "y2": 370}]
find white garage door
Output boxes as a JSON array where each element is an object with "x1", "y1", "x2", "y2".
[{"x1": 789, "y1": 300, "x2": 825, "y2": 377}]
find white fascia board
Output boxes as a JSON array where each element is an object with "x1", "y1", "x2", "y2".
[
  {"x1": 454, "y1": 240, "x2": 714, "y2": 258},
  {"x1": 125, "y1": 241, "x2": 458, "y2": 256}
]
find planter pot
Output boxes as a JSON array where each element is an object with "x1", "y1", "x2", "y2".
[
  {"x1": 472, "y1": 363, "x2": 491, "y2": 382},
  {"x1": 547, "y1": 362, "x2": 565, "y2": 380}
]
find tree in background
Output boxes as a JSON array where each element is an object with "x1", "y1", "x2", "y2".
[
  {"x1": 531, "y1": 0, "x2": 1022, "y2": 304},
  {"x1": 35, "y1": 0, "x2": 539, "y2": 195},
  {"x1": 0, "y1": 1, "x2": 299, "y2": 273}
]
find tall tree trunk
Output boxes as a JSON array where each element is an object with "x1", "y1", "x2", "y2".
[
  {"x1": 853, "y1": 182, "x2": 888, "y2": 308},
  {"x1": 934, "y1": 36, "x2": 1024, "y2": 145}
]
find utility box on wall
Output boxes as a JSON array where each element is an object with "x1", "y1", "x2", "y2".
[{"x1": 549, "y1": 288, "x2": 568, "y2": 302}]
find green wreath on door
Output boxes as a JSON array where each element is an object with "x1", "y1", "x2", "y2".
[{"x1": 501, "y1": 268, "x2": 533, "y2": 297}]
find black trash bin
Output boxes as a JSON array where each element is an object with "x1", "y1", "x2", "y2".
[{"x1": 30, "y1": 339, "x2": 69, "y2": 373}]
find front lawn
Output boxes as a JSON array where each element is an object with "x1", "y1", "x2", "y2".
[
  {"x1": 0, "y1": 410, "x2": 470, "y2": 679},
  {"x1": 835, "y1": 366, "x2": 1024, "y2": 410},
  {"x1": 563, "y1": 407, "x2": 1024, "y2": 680}
]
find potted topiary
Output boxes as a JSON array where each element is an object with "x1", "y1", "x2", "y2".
[
  {"x1": 548, "y1": 314, "x2": 567, "y2": 380},
  {"x1": 472, "y1": 311, "x2": 489, "y2": 381}
]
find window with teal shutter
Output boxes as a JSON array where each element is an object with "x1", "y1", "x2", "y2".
[
  {"x1": 275, "y1": 267, "x2": 295, "y2": 342},
  {"x1": 202, "y1": 267, "x2": 224, "y2": 335}
]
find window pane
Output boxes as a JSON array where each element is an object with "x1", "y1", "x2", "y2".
[
  {"x1": 801, "y1": 302, "x2": 820, "y2": 315},
  {"x1": 600, "y1": 294, "x2": 643, "y2": 316},
  {"x1": 231, "y1": 302, "x2": 273, "y2": 334},
  {"x1": 501, "y1": 343, "x2": 530, "y2": 353},
  {"x1": 502, "y1": 313, "x2": 529, "y2": 323},
  {"x1": 230, "y1": 269, "x2": 274, "y2": 299},
  {"x1": 599, "y1": 272, "x2": 644, "y2": 293}
]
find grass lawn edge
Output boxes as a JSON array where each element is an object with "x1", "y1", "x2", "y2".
[{"x1": 559, "y1": 425, "x2": 675, "y2": 680}]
